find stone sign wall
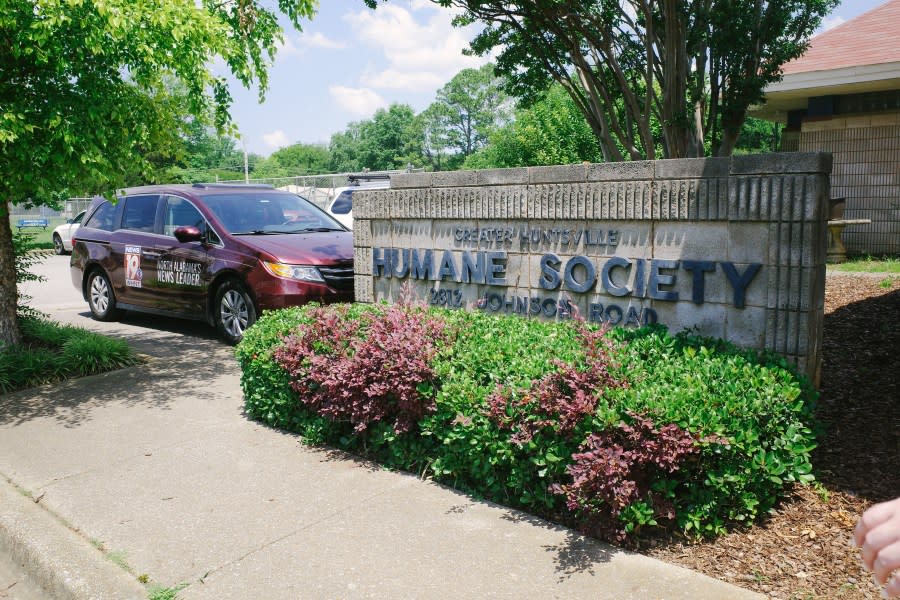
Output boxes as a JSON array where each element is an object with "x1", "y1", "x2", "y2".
[{"x1": 353, "y1": 153, "x2": 831, "y2": 383}]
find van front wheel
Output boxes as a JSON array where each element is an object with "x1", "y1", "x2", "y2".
[{"x1": 214, "y1": 280, "x2": 257, "y2": 345}]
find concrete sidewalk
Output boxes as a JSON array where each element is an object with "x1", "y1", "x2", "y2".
[{"x1": 1, "y1": 255, "x2": 761, "y2": 599}]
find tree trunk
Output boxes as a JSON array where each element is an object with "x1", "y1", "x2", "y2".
[
  {"x1": 716, "y1": 128, "x2": 741, "y2": 157},
  {"x1": 0, "y1": 201, "x2": 22, "y2": 348}
]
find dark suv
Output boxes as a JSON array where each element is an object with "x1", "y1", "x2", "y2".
[{"x1": 70, "y1": 183, "x2": 354, "y2": 343}]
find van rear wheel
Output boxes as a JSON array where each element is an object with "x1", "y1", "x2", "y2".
[
  {"x1": 87, "y1": 270, "x2": 121, "y2": 321},
  {"x1": 214, "y1": 280, "x2": 257, "y2": 345}
]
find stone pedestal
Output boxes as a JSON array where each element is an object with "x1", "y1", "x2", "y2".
[{"x1": 827, "y1": 219, "x2": 872, "y2": 263}]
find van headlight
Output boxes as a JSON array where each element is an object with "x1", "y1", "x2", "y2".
[{"x1": 261, "y1": 261, "x2": 324, "y2": 283}]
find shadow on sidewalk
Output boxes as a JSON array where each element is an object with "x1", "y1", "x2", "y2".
[{"x1": 0, "y1": 320, "x2": 237, "y2": 429}]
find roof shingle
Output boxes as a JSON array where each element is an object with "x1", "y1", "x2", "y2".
[{"x1": 782, "y1": 0, "x2": 900, "y2": 74}]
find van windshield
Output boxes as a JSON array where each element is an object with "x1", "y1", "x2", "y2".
[{"x1": 203, "y1": 192, "x2": 344, "y2": 234}]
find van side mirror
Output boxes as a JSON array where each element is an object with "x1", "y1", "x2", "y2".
[{"x1": 174, "y1": 226, "x2": 203, "y2": 243}]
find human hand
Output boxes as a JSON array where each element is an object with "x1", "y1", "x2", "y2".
[{"x1": 854, "y1": 497, "x2": 900, "y2": 598}]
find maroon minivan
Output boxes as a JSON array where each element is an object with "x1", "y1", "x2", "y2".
[{"x1": 70, "y1": 183, "x2": 354, "y2": 343}]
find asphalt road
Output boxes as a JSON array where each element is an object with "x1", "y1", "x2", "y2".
[{"x1": 19, "y1": 252, "x2": 83, "y2": 314}]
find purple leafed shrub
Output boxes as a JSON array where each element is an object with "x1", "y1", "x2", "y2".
[
  {"x1": 551, "y1": 412, "x2": 700, "y2": 541},
  {"x1": 486, "y1": 321, "x2": 624, "y2": 444},
  {"x1": 273, "y1": 304, "x2": 449, "y2": 434}
]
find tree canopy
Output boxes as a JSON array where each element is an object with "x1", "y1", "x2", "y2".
[
  {"x1": 254, "y1": 143, "x2": 332, "y2": 178},
  {"x1": 328, "y1": 104, "x2": 423, "y2": 172},
  {"x1": 464, "y1": 83, "x2": 603, "y2": 169},
  {"x1": 421, "y1": 63, "x2": 509, "y2": 168},
  {"x1": 0, "y1": 0, "x2": 316, "y2": 347},
  {"x1": 411, "y1": 0, "x2": 836, "y2": 161}
]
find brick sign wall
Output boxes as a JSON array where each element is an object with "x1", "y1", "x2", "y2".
[{"x1": 353, "y1": 153, "x2": 831, "y2": 383}]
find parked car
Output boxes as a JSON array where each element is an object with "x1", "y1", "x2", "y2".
[
  {"x1": 326, "y1": 174, "x2": 390, "y2": 230},
  {"x1": 70, "y1": 183, "x2": 354, "y2": 344},
  {"x1": 52, "y1": 210, "x2": 86, "y2": 255},
  {"x1": 327, "y1": 187, "x2": 356, "y2": 229}
]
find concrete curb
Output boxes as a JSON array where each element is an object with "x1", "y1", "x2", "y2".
[{"x1": 0, "y1": 478, "x2": 147, "y2": 600}]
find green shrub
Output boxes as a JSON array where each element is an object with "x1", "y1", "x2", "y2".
[
  {"x1": 237, "y1": 305, "x2": 818, "y2": 542},
  {"x1": 61, "y1": 335, "x2": 136, "y2": 376},
  {"x1": 604, "y1": 327, "x2": 817, "y2": 536},
  {"x1": 236, "y1": 305, "x2": 339, "y2": 442},
  {"x1": 0, "y1": 317, "x2": 141, "y2": 393}
]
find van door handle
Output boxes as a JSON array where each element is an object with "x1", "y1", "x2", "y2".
[{"x1": 143, "y1": 251, "x2": 162, "y2": 258}]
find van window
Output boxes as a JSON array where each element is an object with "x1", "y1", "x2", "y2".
[
  {"x1": 82, "y1": 202, "x2": 116, "y2": 231},
  {"x1": 331, "y1": 190, "x2": 353, "y2": 215},
  {"x1": 121, "y1": 195, "x2": 159, "y2": 232},
  {"x1": 164, "y1": 196, "x2": 220, "y2": 244},
  {"x1": 164, "y1": 197, "x2": 205, "y2": 236},
  {"x1": 203, "y1": 192, "x2": 339, "y2": 234}
]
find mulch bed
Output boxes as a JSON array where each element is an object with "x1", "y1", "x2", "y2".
[{"x1": 645, "y1": 272, "x2": 900, "y2": 599}]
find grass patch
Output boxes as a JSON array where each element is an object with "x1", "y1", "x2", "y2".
[
  {"x1": 829, "y1": 255, "x2": 900, "y2": 273},
  {"x1": 106, "y1": 549, "x2": 130, "y2": 571},
  {"x1": 147, "y1": 583, "x2": 188, "y2": 600},
  {"x1": 8, "y1": 217, "x2": 70, "y2": 250},
  {"x1": 0, "y1": 316, "x2": 141, "y2": 393}
]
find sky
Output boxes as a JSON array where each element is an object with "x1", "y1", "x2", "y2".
[{"x1": 226, "y1": 0, "x2": 890, "y2": 157}]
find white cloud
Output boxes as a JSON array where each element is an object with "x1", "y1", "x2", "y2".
[
  {"x1": 361, "y1": 68, "x2": 444, "y2": 91},
  {"x1": 277, "y1": 31, "x2": 346, "y2": 59},
  {"x1": 263, "y1": 129, "x2": 290, "y2": 149},
  {"x1": 301, "y1": 31, "x2": 346, "y2": 50},
  {"x1": 407, "y1": 0, "x2": 433, "y2": 10},
  {"x1": 343, "y1": 4, "x2": 489, "y2": 92},
  {"x1": 821, "y1": 15, "x2": 847, "y2": 31},
  {"x1": 328, "y1": 86, "x2": 387, "y2": 117},
  {"x1": 276, "y1": 36, "x2": 303, "y2": 58}
]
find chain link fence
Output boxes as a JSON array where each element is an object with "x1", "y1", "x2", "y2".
[
  {"x1": 216, "y1": 169, "x2": 419, "y2": 210},
  {"x1": 9, "y1": 197, "x2": 94, "y2": 221},
  {"x1": 9, "y1": 169, "x2": 419, "y2": 218}
]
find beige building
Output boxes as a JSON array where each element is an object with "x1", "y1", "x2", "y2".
[{"x1": 754, "y1": 0, "x2": 900, "y2": 255}]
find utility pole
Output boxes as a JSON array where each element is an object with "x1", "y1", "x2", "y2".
[{"x1": 242, "y1": 138, "x2": 249, "y2": 184}]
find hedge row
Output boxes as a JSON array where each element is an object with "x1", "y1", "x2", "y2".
[{"x1": 236, "y1": 302, "x2": 817, "y2": 542}]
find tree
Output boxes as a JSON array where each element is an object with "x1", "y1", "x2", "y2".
[
  {"x1": 358, "y1": 104, "x2": 423, "y2": 171},
  {"x1": 734, "y1": 117, "x2": 781, "y2": 154},
  {"x1": 167, "y1": 118, "x2": 247, "y2": 182},
  {"x1": 328, "y1": 122, "x2": 364, "y2": 173},
  {"x1": 465, "y1": 83, "x2": 603, "y2": 168},
  {"x1": 181, "y1": 122, "x2": 244, "y2": 171},
  {"x1": 393, "y1": 0, "x2": 835, "y2": 161},
  {"x1": 0, "y1": 0, "x2": 316, "y2": 347},
  {"x1": 423, "y1": 63, "x2": 509, "y2": 168},
  {"x1": 254, "y1": 143, "x2": 331, "y2": 178},
  {"x1": 419, "y1": 104, "x2": 454, "y2": 171}
]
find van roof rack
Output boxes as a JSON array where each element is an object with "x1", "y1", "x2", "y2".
[
  {"x1": 192, "y1": 183, "x2": 275, "y2": 189},
  {"x1": 347, "y1": 173, "x2": 392, "y2": 186}
]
